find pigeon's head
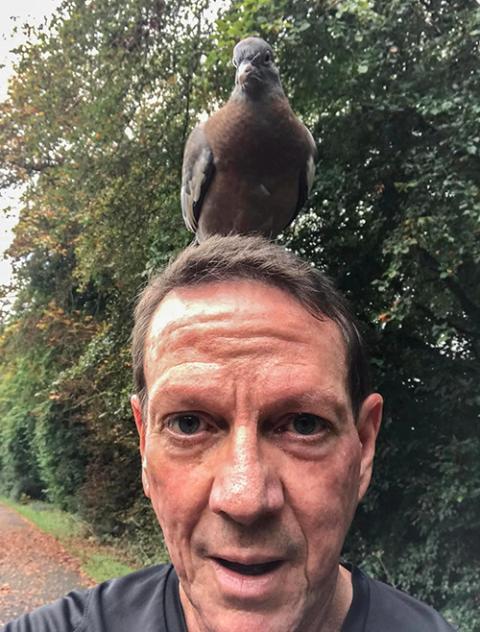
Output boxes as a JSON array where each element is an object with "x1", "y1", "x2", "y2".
[{"x1": 232, "y1": 37, "x2": 283, "y2": 98}]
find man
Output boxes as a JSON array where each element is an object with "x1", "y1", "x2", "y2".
[{"x1": 2, "y1": 235, "x2": 455, "y2": 631}]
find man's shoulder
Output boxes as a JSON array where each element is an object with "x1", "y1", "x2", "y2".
[
  {"x1": 346, "y1": 566, "x2": 457, "y2": 631},
  {"x1": 1, "y1": 564, "x2": 179, "y2": 632},
  {"x1": 87, "y1": 561, "x2": 173, "y2": 606}
]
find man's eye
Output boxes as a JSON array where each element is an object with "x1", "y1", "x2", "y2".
[
  {"x1": 167, "y1": 414, "x2": 203, "y2": 435},
  {"x1": 287, "y1": 413, "x2": 328, "y2": 436}
]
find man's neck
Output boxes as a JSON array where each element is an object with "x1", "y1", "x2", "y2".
[
  {"x1": 319, "y1": 564, "x2": 354, "y2": 632},
  {"x1": 179, "y1": 564, "x2": 354, "y2": 632}
]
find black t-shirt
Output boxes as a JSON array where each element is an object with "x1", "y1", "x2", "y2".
[{"x1": 1, "y1": 563, "x2": 456, "y2": 631}]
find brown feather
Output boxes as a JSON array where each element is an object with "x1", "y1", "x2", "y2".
[{"x1": 197, "y1": 97, "x2": 312, "y2": 240}]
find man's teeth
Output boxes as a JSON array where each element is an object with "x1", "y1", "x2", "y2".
[{"x1": 216, "y1": 558, "x2": 281, "y2": 576}]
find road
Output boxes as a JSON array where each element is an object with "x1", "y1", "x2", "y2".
[{"x1": 0, "y1": 503, "x2": 92, "y2": 626}]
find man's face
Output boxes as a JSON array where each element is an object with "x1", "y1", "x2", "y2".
[{"x1": 132, "y1": 280, "x2": 382, "y2": 632}]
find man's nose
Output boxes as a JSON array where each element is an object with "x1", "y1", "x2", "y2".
[{"x1": 208, "y1": 426, "x2": 284, "y2": 525}]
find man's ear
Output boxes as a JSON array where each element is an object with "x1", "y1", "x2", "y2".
[
  {"x1": 131, "y1": 394, "x2": 150, "y2": 498},
  {"x1": 356, "y1": 393, "x2": 383, "y2": 502}
]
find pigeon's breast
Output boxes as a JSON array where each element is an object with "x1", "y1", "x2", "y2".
[{"x1": 204, "y1": 98, "x2": 308, "y2": 175}]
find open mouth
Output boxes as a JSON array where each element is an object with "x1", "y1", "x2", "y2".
[{"x1": 213, "y1": 557, "x2": 282, "y2": 576}]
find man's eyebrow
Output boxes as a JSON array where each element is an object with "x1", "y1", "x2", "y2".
[
  {"x1": 149, "y1": 380, "x2": 350, "y2": 423},
  {"x1": 148, "y1": 374, "x2": 220, "y2": 406},
  {"x1": 262, "y1": 392, "x2": 350, "y2": 423}
]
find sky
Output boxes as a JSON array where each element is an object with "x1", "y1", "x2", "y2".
[{"x1": 0, "y1": 0, "x2": 63, "y2": 289}]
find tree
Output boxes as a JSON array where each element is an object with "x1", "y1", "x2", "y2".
[{"x1": 0, "y1": 0, "x2": 478, "y2": 627}]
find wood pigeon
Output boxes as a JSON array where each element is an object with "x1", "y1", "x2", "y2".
[{"x1": 181, "y1": 37, "x2": 317, "y2": 242}]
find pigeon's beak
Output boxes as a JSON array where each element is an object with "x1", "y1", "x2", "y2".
[{"x1": 237, "y1": 61, "x2": 256, "y2": 87}]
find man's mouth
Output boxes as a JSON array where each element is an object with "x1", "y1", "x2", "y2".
[{"x1": 213, "y1": 557, "x2": 283, "y2": 576}]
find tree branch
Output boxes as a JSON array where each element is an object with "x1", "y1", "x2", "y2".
[{"x1": 416, "y1": 246, "x2": 480, "y2": 324}]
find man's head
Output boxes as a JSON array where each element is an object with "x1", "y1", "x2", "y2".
[
  {"x1": 132, "y1": 234, "x2": 372, "y2": 421},
  {"x1": 131, "y1": 235, "x2": 382, "y2": 632}
]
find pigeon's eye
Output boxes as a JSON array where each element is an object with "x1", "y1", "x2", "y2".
[{"x1": 264, "y1": 51, "x2": 272, "y2": 63}]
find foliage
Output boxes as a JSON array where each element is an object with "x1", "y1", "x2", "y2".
[
  {"x1": 0, "y1": 354, "x2": 45, "y2": 500},
  {"x1": 0, "y1": 0, "x2": 478, "y2": 628}
]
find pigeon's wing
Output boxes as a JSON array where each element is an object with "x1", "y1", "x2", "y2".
[
  {"x1": 292, "y1": 125, "x2": 317, "y2": 223},
  {"x1": 285, "y1": 124, "x2": 317, "y2": 235},
  {"x1": 181, "y1": 124, "x2": 215, "y2": 233}
]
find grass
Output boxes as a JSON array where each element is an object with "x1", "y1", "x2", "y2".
[
  {"x1": 0, "y1": 496, "x2": 85, "y2": 539},
  {"x1": 0, "y1": 496, "x2": 139, "y2": 583},
  {"x1": 82, "y1": 553, "x2": 135, "y2": 583}
]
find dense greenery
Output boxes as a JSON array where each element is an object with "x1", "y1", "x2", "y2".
[{"x1": 0, "y1": 0, "x2": 478, "y2": 628}]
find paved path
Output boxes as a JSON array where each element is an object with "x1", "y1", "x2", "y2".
[{"x1": 0, "y1": 503, "x2": 92, "y2": 626}]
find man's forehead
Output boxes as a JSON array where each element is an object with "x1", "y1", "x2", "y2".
[
  {"x1": 148, "y1": 280, "x2": 325, "y2": 337},
  {"x1": 144, "y1": 280, "x2": 347, "y2": 366}
]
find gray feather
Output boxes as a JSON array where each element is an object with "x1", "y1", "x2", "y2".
[{"x1": 181, "y1": 124, "x2": 215, "y2": 233}]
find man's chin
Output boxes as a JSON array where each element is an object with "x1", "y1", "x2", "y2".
[
  {"x1": 179, "y1": 575, "x2": 306, "y2": 632},
  {"x1": 184, "y1": 601, "x2": 304, "y2": 632}
]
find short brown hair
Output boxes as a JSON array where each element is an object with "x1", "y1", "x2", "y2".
[{"x1": 132, "y1": 234, "x2": 371, "y2": 418}]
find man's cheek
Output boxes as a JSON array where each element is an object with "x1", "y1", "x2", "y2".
[
  {"x1": 147, "y1": 471, "x2": 205, "y2": 587},
  {"x1": 147, "y1": 462, "x2": 203, "y2": 536},
  {"x1": 294, "y1": 453, "x2": 360, "y2": 541}
]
